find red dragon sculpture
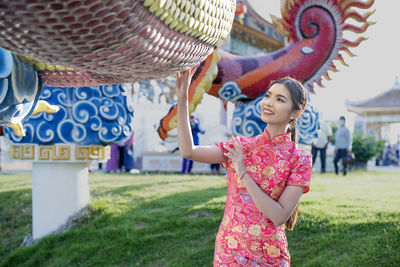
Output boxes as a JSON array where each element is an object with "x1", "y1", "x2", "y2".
[{"x1": 158, "y1": 0, "x2": 375, "y2": 140}]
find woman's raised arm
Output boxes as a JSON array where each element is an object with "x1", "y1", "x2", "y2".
[{"x1": 176, "y1": 68, "x2": 225, "y2": 164}]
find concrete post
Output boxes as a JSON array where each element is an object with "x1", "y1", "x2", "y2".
[
  {"x1": 31, "y1": 162, "x2": 89, "y2": 240},
  {"x1": 8, "y1": 144, "x2": 110, "y2": 241}
]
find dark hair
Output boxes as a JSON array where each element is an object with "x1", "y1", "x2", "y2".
[
  {"x1": 269, "y1": 77, "x2": 308, "y2": 142},
  {"x1": 339, "y1": 116, "x2": 345, "y2": 121},
  {"x1": 269, "y1": 76, "x2": 308, "y2": 230}
]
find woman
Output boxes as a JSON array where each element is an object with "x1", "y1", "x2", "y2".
[{"x1": 177, "y1": 67, "x2": 312, "y2": 266}]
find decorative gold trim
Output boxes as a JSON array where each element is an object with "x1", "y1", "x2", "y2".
[
  {"x1": 38, "y1": 145, "x2": 52, "y2": 160},
  {"x1": 104, "y1": 146, "x2": 111, "y2": 161},
  {"x1": 56, "y1": 145, "x2": 71, "y2": 160},
  {"x1": 75, "y1": 146, "x2": 106, "y2": 160},
  {"x1": 9, "y1": 144, "x2": 110, "y2": 161},
  {"x1": 9, "y1": 145, "x2": 35, "y2": 159},
  {"x1": 39, "y1": 145, "x2": 71, "y2": 160}
]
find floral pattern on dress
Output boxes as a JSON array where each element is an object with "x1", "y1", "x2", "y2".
[{"x1": 214, "y1": 128, "x2": 312, "y2": 266}]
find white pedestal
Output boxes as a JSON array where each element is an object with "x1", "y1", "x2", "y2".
[
  {"x1": 32, "y1": 162, "x2": 89, "y2": 240},
  {"x1": 8, "y1": 144, "x2": 110, "y2": 241}
]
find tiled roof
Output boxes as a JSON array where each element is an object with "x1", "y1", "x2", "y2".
[{"x1": 346, "y1": 78, "x2": 400, "y2": 111}]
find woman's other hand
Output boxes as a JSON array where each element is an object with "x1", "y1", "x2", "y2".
[
  {"x1": 176, "y1": 65, "x2": 199, "y2": 100},
  {"x1": 224, "y1": 137, "x2": 247, "y2": 179}
]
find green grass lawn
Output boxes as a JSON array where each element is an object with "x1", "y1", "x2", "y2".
[{"x1": 0, "y1": 170, "x2": 399, "y2": 266}]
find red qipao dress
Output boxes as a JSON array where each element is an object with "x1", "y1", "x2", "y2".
[{"x1": 214, "y1": 129, "x2": 312, "y2": 267}]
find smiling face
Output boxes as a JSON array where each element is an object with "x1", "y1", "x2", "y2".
[{"x1": 260, "y1": 83, "x2": 299, "y2": 126}]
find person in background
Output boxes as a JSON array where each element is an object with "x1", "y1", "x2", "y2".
[
  {"x1": 210, "y1": 161, "x2": 220, "y2": 174},
  {"x1": 106, "y1": 144, "x2": 119, "y2": 173},
  {"x1": 383, "y1": 144, "x2": 391, "y2": 166},
  {"x1": 123, "y1": 130, "x2": 135, "y2": 172},
  {"x1": 117, "y1": 142, "x2": 125, "y2": 172},
  {"x1": 333, "y1": 116, "x2": 351, "y2": 175},
  {"x1": 106, "y1": 131, "x2": 135, "y2": 173},
  {"x1": 210, "y1": 126, "x2": 232, "y2": 175},
  {"x1": 311, "y1": 118, "x2": 332, "y2": 173},
  {"x1": 396, "y1": 141, "x2": 400, "y2": 166},
  {"x1": 181, "y1": 115, "x2": 205, "y2": 174}
]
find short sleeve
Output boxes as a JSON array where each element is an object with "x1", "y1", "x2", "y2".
[
  {"x1": 327, "y1": 123, "x2": 333, "y2": 136},
  {"x1": 215, "y1": 139, "x2": 234, "y2": 170},
  {"x1": 286, "y1": 149, "x2": 312, "y2": 193}
]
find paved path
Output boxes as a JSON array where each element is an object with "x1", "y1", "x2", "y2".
[{"x1": 367, "y1": 165, "x2": 400, "y2": 172}]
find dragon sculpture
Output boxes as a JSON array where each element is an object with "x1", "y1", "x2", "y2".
[
  {"x1": 0, "y1": 0, "x2": 236, "y2": 137},
  {"x1": 0, "y1": 0, "x2": 374, "y2": 144},
  {"x1": 157, "y1": 0, "x2": 375, "y2": 142}
]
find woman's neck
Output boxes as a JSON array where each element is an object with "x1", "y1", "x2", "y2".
[{"x1": 265, "y1": 124, "x2": 288, "y2": 139}]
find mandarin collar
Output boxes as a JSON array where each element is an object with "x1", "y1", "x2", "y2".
[{"x1": 262, "y1": 128, "x2": 292, "y2": 144}]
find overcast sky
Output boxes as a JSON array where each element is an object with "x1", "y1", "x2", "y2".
[{"x1": 247, "y1": 0, "x2": 400, "y2": 121}]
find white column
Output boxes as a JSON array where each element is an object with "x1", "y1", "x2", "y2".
[{"x1": 32, "y1": 162, "x2": 89, "y2": 240}]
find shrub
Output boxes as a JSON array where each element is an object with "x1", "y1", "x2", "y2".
[
  {"x1": 330, "y1": 121, "x2": 338, "y2": 145},
  {"x1": 352, "y1": 132, "x2": 385, "y2": 164}
]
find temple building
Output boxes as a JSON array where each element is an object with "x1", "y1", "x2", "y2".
[
  {"x1": 346, "y1": 77, "x2": 400, "y2": 143},
  {"x1": 221, "y1": 0, "x2": 284, "y2": 56}
]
